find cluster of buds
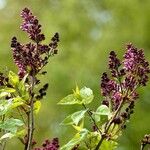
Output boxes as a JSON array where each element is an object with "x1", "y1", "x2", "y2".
[
  {"x1": 11, "y1": 8, "x2": 59, "y2": 78},
  {"x1": 36, "y1": 83, "x2": 49, "y2": 100},
  {"x1": 141, "y1": 134, "x2": 150, "y2": 148},
  {"x1": 101, "y1": 44, "x2": 150, "y2": 126},
  {"x1": 34, "y1": 138, "x2": 59, "y2": 150}
]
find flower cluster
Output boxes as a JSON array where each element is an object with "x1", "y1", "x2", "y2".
[
  {"x1": 34, "y1": 138, "x2": 59, "y2": 150},
  {"x1": 101, "y1": 72, "x2": 120, "y2": 110},
  {"x1": 11, "y1": 8, "x2": 59, "y2": 78},
  {"x1": 109, "y1": 51, "x2": 121, "y2": 77},
  {"x1": 101, "y1": 44, "x2": 150, "y2": 117},
  {"x1": 124, "y1": 44, "x2": 150, "y2": 86},
  {"x1": 20, "y1": 7, "x2": 45, "y2": 43}
]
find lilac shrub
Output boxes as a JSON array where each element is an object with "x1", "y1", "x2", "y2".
[
  {"x1": 0, "y1": 8, "x2": 59, "y2": 150},
  {"x1": 12, "y1": 8, "x2": 59, "y2": 78},
  {"x1": 58, "y1": 44, "x2": 150, "y2": 150},
  {"x1": 0, "y1": 7, "x2": 149, "y2": 150}
]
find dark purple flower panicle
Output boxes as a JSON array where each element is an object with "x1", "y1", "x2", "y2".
[
  {"x1": 11, "y1": 37, "x2": 27, "y2": 78},
  {"x1": 11, "y1": 8, "x2": 59, "y2": 78},
  {"x1": 101, "y1": 72, "x2": 122, "y2": 110},
  {"x1": 124, "y1": 43, "x2": 150, "y2": 86},
  {"x1": 34, "y1": 138, "x2": 59, "y2": 150},
  {"x1": 101, "y1": 72, "x2": 117, "y2": 96},
  {"x1": 109, "y1": 51, "x2": 121, "y2": 77},
  {"x1": 100, "y1": 44, "x2": 150, "y2": 113},
  {"x1": 20, "y1": 8, "x2": 45, "y2": 43},
  {"x1": 123, "y1": 75, "x2": 136, "y2": 91},
  {"x1": 112, "y1": 92, "x2": 122, "y2": 110}
]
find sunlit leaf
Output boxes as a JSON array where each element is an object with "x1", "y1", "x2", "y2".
[
  {"x1": 34, "y1": 100, "x2": 41, "y2": 114},
  {"x1": 10, "y1": 97, "x2": 24, "y2": 109},
  {"x1": 0, "y1": 133, "x2": 14, "y2": 141},
  {"x1": 60, "y1": 129, "x2": 89, "y2": 150},
  {"x1": 84, "y1": 131, "x2": 100, "y2": 149},
  {"x1": 72, "y1": 125, "x2": 82, "y2": 132},
  {"x1": 61, "y1": 110, "x2": 87, "y2": 126},
  {"x1": 100, "y1": 140, "x2": 118, "y2": 150},
  {"x1": 0, "y1": 118, "x2": 24, "y2": 133},
  {"x1": 80, "y1": 87, "x2": 94, "y2": 104},
  {"x1": 8, "y1": 71, "x2": 19, "y2": 87},
  {"x1": 58, "y1": 86, "x2": 94, "y2": 105},
  {"x1": 0, "y1": 87, "x2": 16, "y2": 93},
  {"x1": 21, "y1": 73, "x2": 28, "y2": 84},
  {"x1": 92, "y1": 105, "x2": 110, "y2": 123},
  {"x1": 96, "y1": 105, "x2": 110, "y2": 116},
  {"x1": 0, "y1": 100, "x2": 12, "y2": 116},
  {"x1": 72, "y1": 118, "x2": 84, "y2": 131},
  {"x1": 58, "y1": 94, "x2": 81, "y2": 105},
  {"x1": 0, "y1": 92, "x2": 9, "y2": 98},
  {"x1": 93, "y1": 113, "x2": 101, "y2": 123},
  {"x1": 15, "y1": 129, "x2": 26, "y2": 138},
  {"x1": 73, "y1": 85, "x2": 80, "y2": 95},
  {"x1": 17, "y1": 80, "x2": 29, "y2": 101}
]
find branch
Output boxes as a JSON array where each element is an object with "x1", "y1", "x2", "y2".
[
  {"x1": 82, "y1": 104, "x2": 102, "y2": 135},
  {"x1": 94, "y1": 99, "x2": 125, "y2": 150},
  {"x1": 24, "y1": 76, "x2": 35, "y2": 150}
]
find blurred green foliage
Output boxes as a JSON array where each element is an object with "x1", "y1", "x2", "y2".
[{"x1": 0, "y1": 0, "x2": 150, "y2": 149}]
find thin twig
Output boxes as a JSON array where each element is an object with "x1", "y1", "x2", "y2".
[
  {"x1": 94, "y1": 99, "x2": 125, "y2": 150},
  {"x1": 82, "y1": 104, "x2": 102, "y2": 135},
  {"x1": 17, "y1": 107, "x2": 26, "y2": 125},
  {"x1": 140, "y1": 144, "x2": 145, "y2": 150},
  {"x1": 25, "y1": 76, "x2": 35, "y2": 150}
]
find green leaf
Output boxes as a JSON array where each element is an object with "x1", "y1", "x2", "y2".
[
  {"x1": 21, "y1": 73, "x2": 28, "y2": 84},
  {"x1": 80, "y1": 87, "x2": 94, "y2": 104},
  {"x1": 58, "y1": 94, "x2": 81, "y2": 105},
  {"x1": 15, "y1": 129, "x2": 26, "y2": 138},
  {"x1": 60, "y1": 129, "x2": 89, "y2": 150},
  {"x1": 0, "y1": 87, "x2": 16, "y2": 101},
  {"x1": 8, "y1": 71, "x2": 29, "y2": 100},
  {"x1": 100, "y1": 140, "x2": 118, "y2": 150},
  {"x1": 72, "y1": 118, "x2": 84, "y2": 132},
  {"x1": 10, "y1": 97, "x2": 24, "y2": 109},
  {"x1": 58, "y1": 86, "x2": 94, "y2": 105},
  {"x1": 34, "y1": 100, "x2": 41, "y2": 114},
  {"x1": 82, "y1": 131, "x2": 100, "y2": 149},
  {"x1": 92, "y1": 105, "x2": 110, "y2": 123},
  {"x1": 8, "y1": 71, "x2": 19, "y2": 87},
  {"x1": 72, "y1": 110, "x2": 87, "y2": 125},
  {"x1": 93, "y1": 113, "x2": 101, "y2": 123},
  {"x1": 0, "y1": 92, "x2": 9, "y2": 98},
  {"x1": 0, "y1": 100, "x2": 12, "y2": 116},
  {"x1": 61, "y1": 110, "x2": 87, "y2": 126},
  {"x1": 0, "y1": 87, "x2": 16, "y2": 100},
  {"x1": 0, "y1": 118, "x2": 24, "y2": 133},
  {"x1": 18, "y1": 82, "x2": 29, "y2": 101},
  {"x1": 0, "y1": 87, "x2": 16, "y2": 93},
  {"x1": 0, "y1": 133, "x2": 14, "y2": 141},
  {"x1": 0, "y1": 97, "x2": 24, "y2": 116},
  {"x1": 96, "y1": 105, "x2": 110, "y2": 116}
]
